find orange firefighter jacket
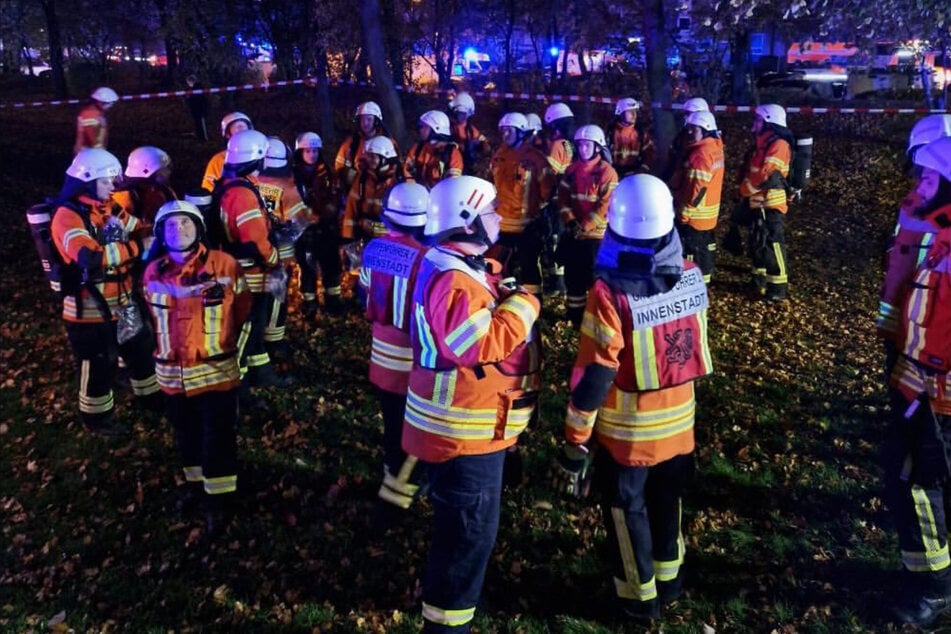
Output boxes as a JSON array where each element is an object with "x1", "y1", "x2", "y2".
[
  {"x1": 342, "y1": 165, "x2": 400, "y2": 240},
  {"x1": 334, "y1": 130, "x2": 400, "y2": 192},
  {"x1": 557, "y1": 156, "x2": 619, "y2": 240},
  {"x1": 218, "y1": 175, "x2": 279, "y2": 293},
  {"x1": 403, "y1": 140, "x2": 464, "y2": 188},
  {"x1": 739, "y1": 130, "x2": 791, "y2": 213},
  {"x1": 545, "y1": 137, "x2": 575, "y2": 176},
  {"x1": 359, "y1": 232, "x2": 427, "y2": 394},
  {"x1": 451, "y1": 120, "x2": 492, "y2": 175},
  {"x1": 74, "y1": 102, "x2": 107, "y2": 154},
  {"x1": 608, "y1": 123, "x2": 656, "y2": 174},
  {"x1": 201, "y1": 150, "x2": 226, "y2": 193},
  {"x1": 142, "y1": 245, "x2": 252, "y2": 396},
  {"x1": 112, "y1": 180, "x2": 178, "y2": 230},
  {"x1": 403, "y1": 246, "x2": 542, "y2": 463},
  {"x1": 295, "y1": 161, "x2": 337, "y2": 223},
  {"x1": 257, "y1": 174, "x2": 309, "y2": 262},
  {"x1": 564, "y1": 263, "x2": 713, "y2": 466},
  {"x1": 490, "y1": 141, "x2": 555, "y2": 234},
  {"x1": 671, "y1": 136, "x2": 725, "y2": 231},
  {"x1": 51, "y1": 196, "x2": 142, "y2": 323}
]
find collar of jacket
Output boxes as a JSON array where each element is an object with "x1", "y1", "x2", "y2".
[{"x1": 594, "y1": 228, "x2": 684, "y2": 296}]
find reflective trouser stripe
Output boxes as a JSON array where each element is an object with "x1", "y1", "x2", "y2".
[
  {"x1": 246, "y1": 353, "x2": 269, "y2": 368},
  {"x1": 902, "y1": 486, "x2": 951, "y2": 572},
  {"x1": 326, "y1": 286, "x2": 342, "y2": 297},
  {"x1": 422, "y1": 602, "x2": 475, "y2": 627},
  {"x1": 612, "y1": 507, "x2": 658, "y2": 601},
  {"x1": 130, "y1": 374, "x2": 160, "y2": 397},
  {"x1": 378, "y1": 456, "x2": 420, "y2": 509},
  {"x1": 204, "y1": 475, "x2": 237, "y2": 495},
  {"x1": 79, "y1": 360, "x2": 114, "y2": 414},
  {"x1": 264, "y1": 293, "x2": 285, "y2": 343},
  {"x1": 766, "y1": 242, "x2": 788, "y2": 284},
  {"x1": 655, "y1": 501, "x2": 685, "y2": 582},
  {"x1": 236, "y1": 321, "x2": 252, "y2": 379},
  {"x1": 183, "y1": 466, "x2": 204, "y2": 482}
]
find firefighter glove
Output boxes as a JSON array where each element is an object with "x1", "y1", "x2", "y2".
[{"x1": 551, "y1": 443, "x2": 592, "y2": 498}]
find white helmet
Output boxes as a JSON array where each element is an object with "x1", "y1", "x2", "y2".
[
  {"x1": 425, "y1": 176, "x2": 497, "y2": 239},
  {"x1": 908, "y1": 115, "x2": 951, "y2": 155},
  {"x1": 220, "y1": 111, "x2": 252, "y2": 137},
  {"x1": 498, "y1": 112, "x2": 529, "y2": 131},
  {"x1": 574, "y1": 124, "x2": 607, "y2": 147},
  {"x1": 265, "y1": 136, "x2": 289, "y2": 169},
  {"x1": 686, "y1": 111, "x2": 718, "y2": 132},
  {"x1": 91, "y1": 86, "x2": 119, "y2": 104},
  {"x1": 607, "y1": 174, "x2": 674, "y2": 240},
  {"x1": 356, "y1": 101, "x2": 383, "y2": 120},
  {"x1": 364, "y1": 136, "x2": 397, "y2": 159},
  {"x1": 153, "y1": 200, "x2": 206, "y2": 237},
  {"x1": 125, "y1": 146, "x2": 171, "y2": 178},
  {"x1": 225, "y1": 129, "x2": 269, "y2": 165},
  {"x1": 526, "y1": 113, "x2": 542, "y2": 132},
  {"x1": 420, "y1": 110, "x2": 451, "y2": 136},
  {"x1": 914, "y1": 136, "x2": 951, "y2": 182},
  {"x1": 449, "y1": 92, "x2": 476, "y2": 116},
  {"x1": 544, "y1": 102, "x2": 574, "y2": 124},
  {"x1": 295, "y1": 131, "x2": 323, "y2": 150},
  {"x1": 67, "y1": 148, "x2": 122, "y2": 182},
  {"x1": 683, "y1": 97, "x2": 710, "y2": 114},
  {"x1": 755, "y1": 103, "x2": 787, "y2": 128},
  {"x1": 615, "y1": 98, "x2": 641, "y2": 116},
  {"x1": 382, "y1": 182, "x2": 430, "y2": 228}
]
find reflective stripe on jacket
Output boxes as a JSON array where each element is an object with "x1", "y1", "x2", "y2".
[
  {"x1": 219, "y1": 176, "x2": 279, "y2": 293},
  {"x1": 740, "y1": 130, "x2": 791, "y2": 213},
  {"x1": 257, "y1": 174, "x2": 308, "y2": 262},
  {"x1": 202, "y1": 150, "x2": 226, "y2": 193},
  {"x1": 342, "y1": 166, "x2": 399, "y2": 240},
  {"x1": 403, "y1": 246, "x2": 541, "y2": 462},
  {"x1": 403, "y1": 141, "x2": 464, "y2": 188},
  {"x1": 557, "y1": 156, "x2": 618, "y2": 239},
  {"x1": 673, "y1": 136, "x2": 724, "y2": 231},
  {"x1": 490, "y1": 142, "x2": 554, "y2": 233},
  {"x1": 898, "y1": 227, "x2": 951, "y2": 379},
  {"x1": 74, "y1": 103, "x2": 107, "y2": 154},
  {"x1": 608, "y1": 123, "x2": 655, "y2": 173}
]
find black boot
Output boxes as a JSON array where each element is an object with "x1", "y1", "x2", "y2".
[
  {"x1": 83, "y1": 412, "x2": 129, "y2": 438},
  {"x1": 204, "y1": 493, "x2": 236, "y2": 539},
  {"x1": 300, "y1": 299, "x2": 319, "y2": 321},
  {"x1": 324, "y1": 294, "x2": 344, "y2": 316}
]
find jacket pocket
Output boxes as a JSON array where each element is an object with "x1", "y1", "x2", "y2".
[{"x1": 494, "y1": 388, "x2": 538, "y2": 440}]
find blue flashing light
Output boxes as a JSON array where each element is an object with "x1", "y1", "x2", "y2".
[
  {"x1": 464, "y1": 47, "x2": 478, "y2": 62},
  {"x1": 550, "y1": 47, "x2": 561, "y2": 57}
]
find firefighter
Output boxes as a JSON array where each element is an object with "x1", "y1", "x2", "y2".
[
  {"x1": 557, "y1": 124, "x2": 619, "y2": 328},
  {"x1": 403, "y1": 110, "x2": 464, "y2": 188},
  {"x1": 885, "y1": 137, "x2": 951, "y2": 627},
  {"x1": 334, "y1": 101, "x2": 399, "y2": 194},
  {"x1": 343, "y1": 136, "x2": 402, "y2": 243},
  {"x1": 142, "y1": 200, "x2": 252, "y2": 536},
  {"x1": 405, "y1": 176, "x2": 541, "y2": 633},
  {"x1": 74, "y1": 86, "x2": 118, "y2": 155},
  {"x1": 669, "y1": 110, "x2": 725, "y2": 284},
  {"x1": 292, "y1": 131, "x2": 341, "y2": 319},
  {"x1": 448, "y1": 92, "x2": 491, "y2": 176},
  {"x1": 525, "y1": 113, "x2": 545, "y2": 151},
  {"x1": 202, "y1": 112, "x2": 253, "y2": 192},
  {"x1": 738, "y1": 104, "x2": 793, "y2": 301},
  {"x1": 257, "y1": 137, "x2": 309, "y2": 359},
  {"x1": 877, "y1": 114, "x2": 951, "y2": 373},
  {"x1": 358, "y1": 182, "x2": 430, "y2": 511},
  {"x1": 113, "y1": 146, "x2": 177, "y2": 229},
  {"x1": 50, "y1": 148, "x2": 161, "y2": 436},
  {"x1": 488, "y1": 112, "x2": 554, "y2": 298},
  {"x1": 542, "y1": 103, "x2": 576, "y2": 298},
  {"x1": 216, "y1": 129, "x2": 290, "y2": 388},
  {"x1": 554, "y1": 174, "x2": 712, "y2": 623},
  {"x1": 607, "y1": 98, "x2": 656, "y2": 178},
  {"x1": 661, "y1": 97, "x2": 710, "y2": 182}
]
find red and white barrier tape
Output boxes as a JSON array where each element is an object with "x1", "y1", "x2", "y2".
[{"x1": 2, "y1": 77, "x2": 949, "y2": 114}]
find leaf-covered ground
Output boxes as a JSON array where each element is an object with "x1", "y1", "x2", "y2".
[{"x1": 0, "y1": 89, "x2": 922, "y2": 632}]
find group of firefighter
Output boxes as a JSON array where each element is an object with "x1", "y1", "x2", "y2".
[{"x1": 40, "y1": 81, "x2": 875, "y2": 632}]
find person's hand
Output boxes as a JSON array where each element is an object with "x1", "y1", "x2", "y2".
[{"x1": 550, "y1": 444, "x2": 592, "y2": 498}]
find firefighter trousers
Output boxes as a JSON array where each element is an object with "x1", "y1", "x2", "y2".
[
  {"x1": 561, "y1": 235, "x2": 602, "y2": 328},
  {"x1": 377, "y1": 389, "x2": 424, "y2": 509},
  {"x1": 294, "y1": 220, "x2": 342, "y2": 303},
  {"x1": 421, "y1": 450, "x2": 506, "y2": 633},
  {"x1": 593, "y1": 450, "x2": 694, "y2": 613},
  {"x1": 238, "y1": 292, "x2": 271, "y2": 382},
  {"x1": 677, "y1": 224, "x2": 716, "y2": 284},
  {"x1": 493, "y1": 230, "x2": 543, "y2": 297},
  {"x1": 264, "y1": 267, "x2": 289, "y2": 346},
  {"x1": 166, "y1": 388, "x2": 239, "y2": 496},
  {"x1": 749, "y1": 208, "x2": 788, "y2": 296},
  {"x1": 64, "y1": 320, "x2": 158, "y2": 426}
]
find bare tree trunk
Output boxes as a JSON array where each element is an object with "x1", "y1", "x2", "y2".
[
  {"x1": 731, "y1": 30, "x2": 752, "y2": 103},
  {"x1": 360, "y1": 0, "x2": 407, "y2": 150},
  {"x1": 643, "y1": 0, "x2": 674, "y2": 174},
  {"x1": 312, "y1": 48, "x2": 336, "y2": 148},
  {"x1": 40, "y1": 0, "x2": 67, "y2": 98},
  {"x1": 381, "y1": 0, "x2": 403, "y2": 86}
]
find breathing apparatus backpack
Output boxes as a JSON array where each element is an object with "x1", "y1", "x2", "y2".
[{"x1": 764, "y1": 128, "x2": 813, "y2": 201}]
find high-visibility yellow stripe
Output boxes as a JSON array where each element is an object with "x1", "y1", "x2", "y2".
[
  {"x1": 204, "y1": 475, "x2": 237, "y2": 495},
  {"x1": 766, "y1": 242, "x2": 788, "y2": 284},
  {"x1": 422, "y1": 603, "x2": 475, "y2": 627},
  {"x1": 611, "y1": 507, "x2": 658, "y2": 601},
  {"x1": 235, "y1": 209, "x2": 263, "y2": 226},
  {"x1": 598, "y1": 397, "x2": 695, "y2": 442},
  {"x1": 445, "y1": 308, "x2": 491, "y2": 357},
  {"x1": 565, "y1": 403, "x2": 597, "y2": 432},
  {"x1": 655, "y1": 502, "x2": 685, "y2": 582},
  {"x1": 129, "y1": 374, "x2": 160, "y2": 396},
  {"x1": 183, "y1": 466, "x2": 204, "y2": 482},
  {"x1": 497, "y1": 294, "x2": 536, "y2": 333},
  {"x1": 630, "y1": 328, "x2": 660, "y2": 390}
]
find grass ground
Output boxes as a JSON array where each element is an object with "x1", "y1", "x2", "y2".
[{"x1": 0, "y1": 87, "x2": 923, "y2": 632}]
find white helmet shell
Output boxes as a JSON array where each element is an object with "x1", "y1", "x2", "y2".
[
  {"x1": 265, "y1": 136, "x2": 289, "y2": 169},
  {"x1": 608, "y1": 174, "x2": 674, "y2": 240},
  {"x1": 615, "y1": 98, "x2": 641, "y2": 116},
  {"x1": 525, "y1": 113, "x2": 542, "y2": 132},
  {"x1": 420, "y1": 110, "x2": 451, "y2": 136},
  {"x1": 544, "y1": 102, "x2": 574, "y2": 124},
  {"x1": 908, "y1": 115, "x2": 951, "y2": 155},
  {"x1": 220, "y1": 111, "x2": 252, "y2": 137},
  {"x1": 683, "y1": 97, "x2": 710, "y2": 114},
  {"x1": 449, "y1": 92, "x2": 476, "y2": 116},
  {"x1": 225, "y1": 129, "x2": 269, "y2": 165},
  {"x1": 755, "y1": 103, "x2": 787, "y2": 128},
  {"x1": 67, "y1": 148, "x2": 122, "y2": 182},
  {"x1": 356, "y1": 101, "x2": 383, "y2": 120},
  {"x1": 574, "y1": 124, "x2": 607, "y2": 147},
  {"x1": 295, "y1": 131, "x2": 323, "y2": 150},
  {"x1": 364, "y1": 136, "x2": 397, "y2": 159},
  {"x1": 686, "y1": 111, "x2": 718, "y2": 132},
  {"x1": 383, "y1": 182, "x2": 430, "y2": 228},
  {"x1": 125, "y1": 146, "x2": 171, "y2": 178},
  {"x1": 498, "y1": 112, "x2": 529, "y2": 132},
  {"x1": 91, "y1": 86, "x2": 119, "y2": 104},
  {"x1": 153, "y1": 200, "x2": 206, "y2": 237},
  {"x1": 425, "y1": 176, "x2": 497, "y2": 239},
  {"x1": 914, "y1": 136, "x2": 951, "y2": 182}
]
